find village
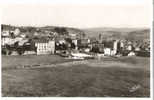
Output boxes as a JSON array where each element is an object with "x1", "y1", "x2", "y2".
[
  {"x1": 1, "y1": 26, "x2": 151, "y2": 97},
  {"x1": 1, "y1": 0, "x2": 152, "y2": 97},
  {"x1": 2, "y1": 26, "x2": 151, "y2": 97},
  {"x1": 1, "y1": 26, "x2": 150, "y2": 59}
]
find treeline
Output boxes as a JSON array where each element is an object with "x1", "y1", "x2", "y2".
[{"x1": 1, "y1": 24, "x2": 86, "y2": 37}]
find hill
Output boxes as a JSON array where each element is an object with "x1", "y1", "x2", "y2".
[
  {"x1": 1, "y1": 24, "x2": 84, "y2": 36},
  {"x1": 1, "y1": 24, "x2": 150, "y2": 40},
  {"x1": 82, "y1": 27, "x2": 150, "y2": 40}
]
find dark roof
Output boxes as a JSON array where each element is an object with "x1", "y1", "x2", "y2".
[{"x1": 33, "y1": 39, "x2": 49, "y2": 43}]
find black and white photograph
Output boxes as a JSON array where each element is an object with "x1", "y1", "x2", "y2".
[{"x1": 0, "y1": 0, "x2": 153, "y2": 99}]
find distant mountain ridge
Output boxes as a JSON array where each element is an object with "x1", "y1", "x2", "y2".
[
  {"x1": 82, "y1": 27, "x2": 150, "y2": 40},
  {"x1": 1, "y1": 24, "x2": 150, "y2": 40}
]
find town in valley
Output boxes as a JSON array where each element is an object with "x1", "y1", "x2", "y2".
[
  {"x1": 1, "y1": 24, "x2": 150, "y2": 58},
  {"x1": 1, "y1": 24, "x2": 150, "y2": 97}
]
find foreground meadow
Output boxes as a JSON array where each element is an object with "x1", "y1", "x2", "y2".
[{"x1": 2, "y1": 55, "x2": 150, "y2": 97}]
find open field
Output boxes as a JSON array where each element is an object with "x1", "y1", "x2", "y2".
[
  {"x1": 2, "y1": 55, "x2": 150, "y2": 97},
  {"x1": 2, "y1": 55, "x2": 76, "y2": 69}
]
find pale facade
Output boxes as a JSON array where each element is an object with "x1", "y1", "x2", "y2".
[
  {"x1": 113, "y1": 40, "x2": 118, "y2": 55},
  {"x1": 2, "y1": 31, "x2": 10, "y2": 36},
  {"x1": 127, "y1": 45, "x2": 132, "y2": 51},
  {"x1": 1, "y1": 36, "x2": 11, "y2": 46},
  {"x1": 34, "y1": 40, "x2": 55, "y2": 55},
  {"x1": 104, "y1": 48, "x2": 111, "y2": 56}
]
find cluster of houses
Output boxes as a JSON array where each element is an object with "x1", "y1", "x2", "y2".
[{"x1": 1, "y1": 28, "x2": 150, "y2": 58}]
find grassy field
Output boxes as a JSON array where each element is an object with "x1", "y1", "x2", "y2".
[
  {"x1": 2, "y1": 55, "x2": 76, "y2": 69},
  {"x1": 2, "y1": 55, "x2": 150, "y2": 97}
]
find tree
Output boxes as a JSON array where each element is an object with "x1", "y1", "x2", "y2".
[
  {"x1": 99, "y1": 34, "x2": 102, "y2": 40},
  {"x1": 26, "y1": 27, "x2": 36, "y2": 33},
  {"x1": 54, "y1": 27, "x2": 68, "y2": 35},
  {"x1": 65, "y1": 38, "x2": 72, "y2": 44},
  {"x1": 78, "y1": 32, "x2": 86, "y2": 39},
  {"x1": 10, "y1": 32, "x2": 15, "y2": 38},
  {"x1": 91, "y1": 46, "x2": 100, "y2": 53},
  {"x1": 1, "y1": 25, "x2": 4, "y2": 31},
  {"x1": 82, "y1": 32, "x2": 86, "y2": 38},
  {"x1": 71, "y1": 42, "x2": 75, "y2": 49}
]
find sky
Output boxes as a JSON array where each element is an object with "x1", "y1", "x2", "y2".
[{"x1": 0, "y1": 0, "x2": 152, "y2": 28}]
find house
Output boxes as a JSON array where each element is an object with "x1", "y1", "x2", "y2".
[
  {"x1": 112, "y1": 40, "x2": 118, "y2": 55},
  {"x1": 128, "y1": 51, "x2": 136, "y2": 56},
  {"x1": 14, "y1": 28, "x2": 20, "y2": 36},
  {"x1": 2, "y1": 30, "x2": 10, "y2": 36},
  {"x1": 120, "y1": 40, "x2": 125, "y2": 48},
  {"x1": 104, "y1": 48, "x2": 111, "y2": 56},
  {"x1": 1, "y1": 36, "x2": 11, "y2": 46},
  {"x1": 135, "y1": 47, "x2": 141, "y2": 51},
  {"x1": 127, "y1": 44, "x2": 132, "y2": 51},
  {"x1": 34, "y1": 39, "x2": 55, "y2": 55},
  {"x1": 20, "y1": 33, "x2": 26, "y2": 38},
  {"x1": 55, "y1": 37, "x2": 66, "y2": 44},
  {"x1": 79, "y1": 39, "x2": 90, "y2": 44},
  {"x1": 69, "y1": 33, "x2": 77, "y2": 39},
  {"x1": 77, "y1": 38, "x2": 90, "y2": 48},
  {"x1": 1, "y1": 31, "x2": 11, "y2": 46},
  {"x1": 1, "y1": 29, "x2": 26, "y2": 46},
  {"x1": 72, "y1": 39, "x2": 78, "y2": 50},
  {"x1": 103, "y1": 40, "x2": 119, "y2": 55},
  {"x1": 91, "y1": 43, "x2": 104, "y2": 53}
]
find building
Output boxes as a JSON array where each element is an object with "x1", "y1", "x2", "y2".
[
  {"x1": 34, "y1": 39, "x2": 55, "y2": 55},
  {"x1": 112, "y1": 40, "x2": 118, "y2": 55},
  {"x1": 1, "y1": 29, "x2": 26, "y2": 46},
  {"x1": 2, "y1": 30, "x2": 10, "y2": 36},
  {"x1": 128, "y1": 51, "x2": 135, "y2": 56},
  {"x1": 127, "y1": 45, "x2": 132, "y2": 51},
  {"x1": 104, "y1": 48, "x2": 111, "y2": 56},
  {"x1": 69, "y1": 33, "x2": 77, "y2": 39},
  {"x1": 98, "y1": 33, "x2": 103, "y2": 43},
  {"x1": 80, "y1": 39, "x2": 90, "y2": 45},
  {"x1": 1, "y1": 36, "x2": 11, "y2": 46},
  {"x1": 2, "y1": 31, "x2": 9, "y2": 46},
  {"x1": 14, "y1": 28, "x2": 20, "y2": 36},
  {"x1": 135, "y1": 47, "x2": 141, "y2": 51},
  {"x1": 72, "y1": 39, "x2": 78, "y2": 50}
]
